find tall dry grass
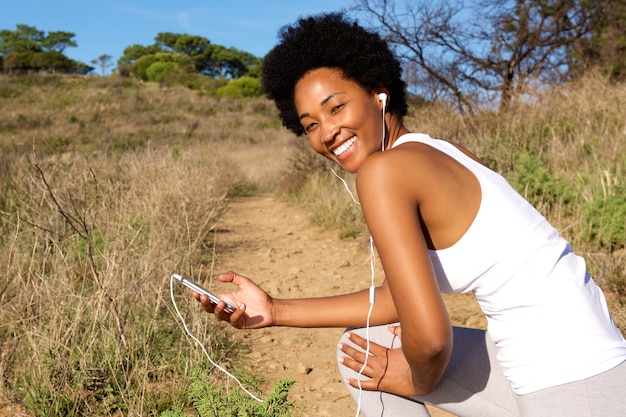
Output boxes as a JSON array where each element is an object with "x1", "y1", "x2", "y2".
[{"x1": 0, "y1": 74, "x2": 295, "y2": 415}]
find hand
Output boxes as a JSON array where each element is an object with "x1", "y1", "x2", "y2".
[
  {"x1": 338, "y1": 325, "x2": 419, "y2": 397},
  {"x1": 193, "y1": 271, "x2": 274, "y2": 329}
]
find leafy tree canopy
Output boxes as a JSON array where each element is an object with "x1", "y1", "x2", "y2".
[
  {"x1": 0, "y1": 24, "x2": 87, "y2": 74},
  {"x1": 118, "y1": 32, "x2": 262, "y2": 80},
  {"x1": 0, "y1": 24, "x2": 76, "y2": 55},
  {"x1": 42, "y1": 31, "x2": 78, "y2": 53}
]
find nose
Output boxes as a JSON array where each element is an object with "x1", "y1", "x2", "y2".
[{"x1": 321, "y1": 121, "x2": 340, "y2": 145}]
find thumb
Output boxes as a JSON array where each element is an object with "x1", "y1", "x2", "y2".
[
  {"x1": 387, "y1": 324, "x2": 402, "y2": 339},
  {"x1": 219, "y1": 271, "x2": 252, "y2": 287}
]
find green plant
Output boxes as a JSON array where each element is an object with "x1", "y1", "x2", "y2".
[
  {"x1": 506, "y1": 153, "x2": 575, "y2": 213},
  {"x1": 582, "y1": 184, "x2": 626, "y2": 250},
  {"x1": 161, "y1": 367, "x2": 297, "y2": 417},
  {"x1": 131, "y1": 54, "x2": 158, "y2": 80},
  {"x1": 216, "y1": 76, "x2": 261, "y2": 99},
  {"x1": 147, "y1": 61, "x2": 179, "y2": 83}
]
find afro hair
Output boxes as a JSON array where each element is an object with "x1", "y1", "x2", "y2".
[{"x1": 262, "y1": 12, "x2": 408, "y2": 136}]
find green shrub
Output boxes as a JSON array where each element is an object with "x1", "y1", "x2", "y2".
[
  {"x1": 582, "y1": 185, "x2": 626, "y2": 250},
  {"x1": 131, "y1": 53, "x2": 197, "y2": 83},
  {"x1": 216, "y1": 76, "x2": 261, "y2": 99},
  {"x1": 161, "y1": 367, "x2": 297, "y2": 417},
  {"x1": 506, "y1": 153, "x2": 575, "y2": 211},
  {"x1": 131, "y1": 54, "x2": 158, "y2": 80},
  {"x1": 146, "y1": 61, "x2": 178, "y2": 83}
]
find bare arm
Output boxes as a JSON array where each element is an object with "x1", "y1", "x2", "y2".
[
  {"x1": 273, "y1": 278, "x2": 398, "y2": 328},
  {"x1": 197, "y1": 271, "x2": 398, "y2": 329},
  {"x1": 354, "y1": 149, "x2": 455, "y2": 395}
]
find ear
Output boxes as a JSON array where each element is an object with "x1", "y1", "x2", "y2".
[{"x1": 374, "y1": 89, "x2": 389, "y2": 109}]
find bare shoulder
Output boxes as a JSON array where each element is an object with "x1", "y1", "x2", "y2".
[
  {"x1": 356, "y1": 142, "x2": 465, "y2": 200},
  {"x1": 356, "y1": 142, "x2": 482, "y2": 249}
]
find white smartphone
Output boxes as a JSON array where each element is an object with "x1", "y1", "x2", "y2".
[{"x1": 172, "y1": 274, "x2": 236, "y2": 313}]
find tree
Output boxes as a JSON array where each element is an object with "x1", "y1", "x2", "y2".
[
  {"x1": 31, "y1": 51, "x2": 75, "y2": 72},
  {"x1": 3, "y1": 51, "x2": 76, "y2": 73},
  {"x1": 0, "y1": 24, "x2": 85, "y2": 74},
  {"x1": 155, "y1": 32, "x2": 208, "y2": 56},
  {"x1": 118, "y1": 44, "x2": 161, "y2": 66},
  {"x1": 130, "y1": 52, "x2": 195, "y2": 81},
  {"x1": 2, "y1": 52, "x2": 34, "y2": 72},
  {"x1": 573, "y1": 0, "x2": 626, "y2": 80},
  {"x1": 154, "y1": 32, "x2": 210, "y2": 73},
  {"x1": 91, "y1": 54, "x2": 113, "y2": 76},
  {"x1": 353, "y1": 0, "x2": 601, "y2": 114},
  {"x1": 208, "y1": 45, "x2": 260, "y2": 78},
  {"x1": 0, "y1": 24, "x2": 45, "y2": 54},
  {"x1": 41, "y1": 30, "x2": 77, "y2": 53},
  {"x1": 118, "y1": 33, "x2": 262, "y2": 82}
]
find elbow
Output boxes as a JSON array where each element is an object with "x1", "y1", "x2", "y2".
[
  {"x1": 411, "y1": 370, "x2": 444, "y2": 395},
  {"x1": 404, "y1": 336, "x2": 452, "y2": 395}
]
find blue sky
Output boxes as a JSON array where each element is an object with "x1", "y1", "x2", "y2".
[{"x1": 1, "y1": 0, "x2": 357, "y2": 70}]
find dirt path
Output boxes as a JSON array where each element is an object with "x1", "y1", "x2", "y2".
[{"x1": 211, "y1": 194, "x2": 486, "y2": 417}]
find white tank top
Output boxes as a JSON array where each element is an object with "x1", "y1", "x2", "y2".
[{"x1": 392, "y1": 133, "x2": 626, "y2": 394}]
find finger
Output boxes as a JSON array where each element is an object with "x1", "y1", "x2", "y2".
[
  {"x1": 219, "y1": 271, "x2": 250, "y2": 286},
  {"x1": 346, "y1": 377, "x2": 381, "y2": 391},
  {"x1": 346, "y1": 332, "x2": 389, "y2": 356},
  {"x1": 339, "y1": 355, "x2": 374, "y2": 377},
  {"x1": 387, "y1": 325, "x2": 402, "y2": 338},
  {"x1": 229, "y1": 304, "x2": 246, "y2": 328},
  {"x1": 218, "y1": 271, "x2": 236, "y2": 284},
  {"x1": 339, "y1": 341, "x2": 371, "y2": 363},
  {"x1": 198, "y1": 294, "x2": 216, "y2": 313},
  {"x1": 213, "y1": 301, "x2": 234, "y2": 321}
]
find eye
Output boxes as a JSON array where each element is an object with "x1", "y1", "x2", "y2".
[
  {"x1": 303, "y1": 121, "x2": 318, "y2": 133},
  {"x1": 331, "y1": 103, "x2": 344, "y2": 113}
]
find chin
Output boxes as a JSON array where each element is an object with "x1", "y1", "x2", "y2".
[{"x1": 341, "y1": 162, "x2": 360, "y2": 174}]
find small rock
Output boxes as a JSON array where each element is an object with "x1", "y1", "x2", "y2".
[{"x1": 297, "y1": 362, "x2": 313, "y2": 374}]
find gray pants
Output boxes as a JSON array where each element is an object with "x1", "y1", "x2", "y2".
[{"x1": 337, "y1": 325, "x2": 626, "y2": 417}]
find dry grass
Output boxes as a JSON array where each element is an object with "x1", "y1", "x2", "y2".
[
  {"x1": 0, "y1": 74, "x2": 296, "y2": 415},
  {"x1": 0, "y1": 72, "x2": 625, "y2": 416}
]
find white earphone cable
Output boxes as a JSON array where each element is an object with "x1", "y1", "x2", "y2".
[
  {"x1": 170, "y1": 274, "x2": 263, "y2": 403},
  {"x1": 170, "y1": 93, "x2": 389, "y2": 413},
  {"x1": 354, "y1": 92, "x2": 387, "y2": 417},
  {"x1": 354, "y1": 235, "x2": 377, "y2": 417}
]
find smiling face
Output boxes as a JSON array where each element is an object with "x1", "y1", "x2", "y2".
[{"x1": 294, "y1": 67, "x2": 386, "y2": 173}]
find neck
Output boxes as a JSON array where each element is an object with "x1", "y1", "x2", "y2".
[{"x1": 384, "y1": 114, "x2": 410, "y2": 150}]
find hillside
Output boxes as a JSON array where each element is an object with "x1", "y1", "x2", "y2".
[{"x1": 0, "y1": 74, "x2": 624, "y2": 416}]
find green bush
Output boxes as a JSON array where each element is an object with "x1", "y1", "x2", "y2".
[
  {"x1": 146, "y1": 61, "x2": 178, "y2": 83},
  {"x1": 2, "y1": 51, "x2": 77, "y2": 73},
  {"x1": 161, "y1": 367, "x2": 297, "y2": 417},
  {"x1": 216, "y1": 76, "x2": 261, "y2": 99},
  {"x1": 131, "y1": 54, "x2": 158, "y2": 80},
  {"x1": 582, "y1": 185, "x2": 626, "y2": 250},
  {"x1": 506, "y1": 153, "x2": 575, "y2": 211},
  {"x1": 131, "y1": 52, "x2": 197, "y2": 82}
]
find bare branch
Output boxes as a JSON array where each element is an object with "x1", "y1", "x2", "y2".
[{"x1": 352, "y1": 0, "x2": 599, "y2": 113}]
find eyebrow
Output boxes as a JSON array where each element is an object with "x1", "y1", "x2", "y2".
[{"x1": 298, "y1": 93, "x2": 341, "y2": 121}]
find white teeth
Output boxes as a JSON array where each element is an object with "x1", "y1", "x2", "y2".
[{"x1": 333, "y1": 137, "x2": 356, "y2": 156}]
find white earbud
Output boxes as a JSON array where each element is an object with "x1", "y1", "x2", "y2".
[
  {"x1": 378, "y1": 93, "x2": 388, "y2": 151},
  {"x1": 378, "y1": 92, "x2": 387, "y2": 107}
]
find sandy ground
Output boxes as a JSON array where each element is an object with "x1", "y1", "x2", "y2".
[{"x1": 210, "y1": 194, "x2": 487, "y2": 417}]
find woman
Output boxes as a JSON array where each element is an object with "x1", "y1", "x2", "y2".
[{"x1": 196, "y1": 12, "x2": 626, "y2": 416}]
